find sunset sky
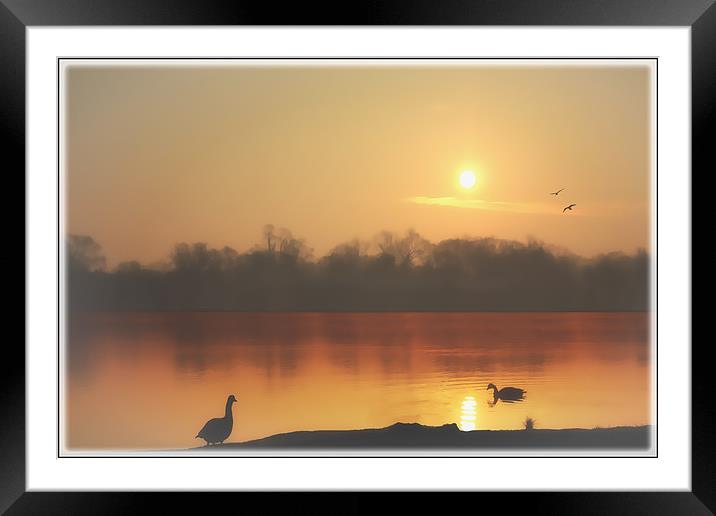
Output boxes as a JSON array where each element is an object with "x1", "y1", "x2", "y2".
[{"x1": 66, "y1": 62, "x2": 652, "y2": 268}]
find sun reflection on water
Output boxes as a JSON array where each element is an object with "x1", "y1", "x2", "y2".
[{"x1": 460, "y1": 395, "x2": 477, "y2": 431}]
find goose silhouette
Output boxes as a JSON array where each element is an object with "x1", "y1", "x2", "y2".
[
  {"x1": 196, "y1": 394, "x2": 237, "y2": 446},
  {"x1": 486, "y1": 383, "x2": 526, "y2": 405}
]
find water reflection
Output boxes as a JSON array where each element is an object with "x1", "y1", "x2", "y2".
[
  {"x1": 460, "y1": 396, "x2": 477, "y2": 431},
  {"x1": 65, "y1": 312, "x2": 651, "y2": 450}
]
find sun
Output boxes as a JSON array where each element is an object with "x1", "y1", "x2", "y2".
[{"x1": 459, "y1": 170, "x2": 477, "y2": 189}]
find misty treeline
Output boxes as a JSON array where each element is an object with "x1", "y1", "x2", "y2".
[{"x1": 68, "y1": 225, "x2": 649, "y2": 311}]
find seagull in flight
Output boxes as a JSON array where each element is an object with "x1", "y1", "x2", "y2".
[
  {"x1": 563, "y1": 203, "x2": 576, "y2": 213},
  {"x1": 550, "y1": 188, "x2": 565, "y2": 196}
]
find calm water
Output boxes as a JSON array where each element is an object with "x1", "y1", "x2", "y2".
[{"x1": 66, "y1": 312, "x2": 651, "y2": 450}]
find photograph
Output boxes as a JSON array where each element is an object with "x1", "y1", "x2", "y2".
[{"x1": 61, "y1": 59, "x2": 655, "y2": 456}]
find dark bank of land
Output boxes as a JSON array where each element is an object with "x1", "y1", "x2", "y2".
[{"x1": 188, "y1": 422, "x2": 651, "y2": 451}]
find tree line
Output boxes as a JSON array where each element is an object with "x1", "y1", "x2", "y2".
[{"x1": 67, "y1": 225, "x2": 649, "y2": 311}]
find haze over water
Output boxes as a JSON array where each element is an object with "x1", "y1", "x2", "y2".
[{"x1": 66, "y1": 311, "x2": 650, "y2": 451}]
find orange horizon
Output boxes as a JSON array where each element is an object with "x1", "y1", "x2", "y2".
[{"x1": 66, "y1": 63, "x2": 652, "y2": 268}]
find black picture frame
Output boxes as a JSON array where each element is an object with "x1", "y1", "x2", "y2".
[{"x1": 4, "y1": 1, "x2": 708, "y2": 513}]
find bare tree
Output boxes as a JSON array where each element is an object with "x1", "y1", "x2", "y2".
[
  {"x1": 263, "y1": 224, "x2": 276, "y2": 253},
  {"x1": 374, "y1": 229, "x2": 432, "y2": 266},
  {"x1": 329, "y1": 238, "x2": 369, "y2": 259},
  {"x1": 68, "y1": 234, "x2": 106, "y2": 272}
]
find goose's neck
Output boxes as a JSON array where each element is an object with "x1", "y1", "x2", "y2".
[{"x1": 224, "y1": 400, "x2": 234, "y2": 420}]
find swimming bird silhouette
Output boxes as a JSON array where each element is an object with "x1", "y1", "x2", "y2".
[
  {"x1": 550, "y1": 188, "x2": 565, "y2": 196},
  {"x1": 486, "y1": 383, "x2": 526, "y2": 404},
  {"x1": 562, "y1": 203, "x2": 576, "y2": 213},
  {"x1": 196, "y1": 394, "x2": 237, "y2": 446}
]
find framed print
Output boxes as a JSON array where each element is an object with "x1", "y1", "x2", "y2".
[
  {"x1": 57, "y1": 56, "x2": 659, "y2": 459},
  {"x1": 6, "y1": 0, "x2": 708, "y2": 513}
]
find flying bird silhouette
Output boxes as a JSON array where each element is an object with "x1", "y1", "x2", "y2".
[
  {"x1": 563, "y1": 203, "x2": 576, "y2": 213},
  {"x1": 550, "y1": 188, "x2": 565, "y2": 196}
]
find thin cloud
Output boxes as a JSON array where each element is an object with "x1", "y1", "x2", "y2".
[{"x1": 407, "y1": 196, "x2": 562, "y2": 215}]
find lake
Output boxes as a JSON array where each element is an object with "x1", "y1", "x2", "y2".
[{"x1": 65, "y1": 312, "x2": 651, "y2": 450}]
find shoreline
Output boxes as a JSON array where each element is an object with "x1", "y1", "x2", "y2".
[{"x1": 185, "y1": 422, "x2": 652, "y2": 451}]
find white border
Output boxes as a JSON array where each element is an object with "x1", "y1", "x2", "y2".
[{"x1": 27, "y1": 27, "x2": 690, "y2": 490}]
